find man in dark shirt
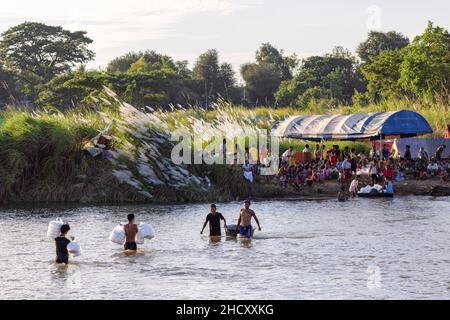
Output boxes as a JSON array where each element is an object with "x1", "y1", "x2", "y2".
[
  {"x1": 200, "y1": 204, "x2": 227, "y2": 237},
  {"x1": 55, "y1": 224, "x2": 71, "y2": 264}
]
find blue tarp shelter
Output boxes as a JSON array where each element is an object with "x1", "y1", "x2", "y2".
[{"x1": 271, "y1": 110, "x2": 433, "y2": 141}]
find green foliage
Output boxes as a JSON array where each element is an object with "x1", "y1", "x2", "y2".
[
  {"x1": 361, "y1": 49, "x2": 406, "y2": 100},
  {"x1": 357, "y1": 31, "x2": 409, "y2": 63},
  {"x1": 360, "y1": 22, "x2": 450, "y2": 103},
  {"x1": 296, "y1": 87, "x2": 334, "y2": 109},
  {"x1": 107, "y1": 52, "x2": 142, "y2": 73},
  {"x1": 241, "y1": 62, "x2": 282, "y2": 104},
  {"x1": 255, "y1": 43, "x2": 298, "y2": 81},
  {"x1": 279, "y1": 140, "x2": 370, "y2": 157},
  {"x1": 241, "y1": 43, "x2": 298, "y2": 105},
  {"x1": 0, "y1": 22, "x2": 94, "y2": 99},
  {"x1": 0, "y1": 109, "x2": 100, "y2": 197},
  {"x1": 275, "y1": 49, "x2": 363, "y2": 107},
  {"x1": 192, "y1": 49, "x2": 236, "y2": 102},
  {"x1": 37, "y1": 70, "x2": 201, "y2": 109},
  {"x1": 127, "y1": 52, "x2": 178, "y2": 74},
  {"x1": 0, "y1": 66, "x2": 20, "y2": 105},
  {"x1": 399, "y1": 22, "x2": 450, "y2": 99}
]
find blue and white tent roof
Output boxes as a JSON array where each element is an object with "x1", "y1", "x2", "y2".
[{"x1": 271, "y1": 110, "x2": 433, "y2": 140}]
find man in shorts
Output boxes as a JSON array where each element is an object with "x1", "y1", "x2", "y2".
[
  {"x1": 235, "y1": 200, "x2": 261, "y2": 238},
  {"x1": 124, "y1": 214, "x2": 138, "y2": 251}
]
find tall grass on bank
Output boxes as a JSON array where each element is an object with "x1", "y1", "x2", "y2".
[
  {"x1": 0, "y1": 109, "x2": 103, "y2": 202},
  {"x1": 153, "y1": 97, "x2": 448, "y2": 137},
  {"x1": 0, "y1": 91, "x2": 447, "y2": 203}
]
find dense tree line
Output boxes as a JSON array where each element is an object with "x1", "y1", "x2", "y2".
[{"x1": 0, "y1": 21, "x2": 449, "y2": 110}]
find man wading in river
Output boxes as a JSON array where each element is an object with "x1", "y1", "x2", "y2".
[
  {"x1": 201, "y1": 204, "x2": 227, "y2": 237},
  {"x1": 236, "y1": 200, "x2": 261, "y2": 238},
  {"x1": 124, "y1": 214, "x2": 138, "y2": 251}
]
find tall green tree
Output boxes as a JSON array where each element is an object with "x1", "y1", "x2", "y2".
[
  {"x1": 37, "y1": 70, "x2": 199, "y2": 109},
  {"x1": 107, "y1": 52, "x2": 142, "y2": 73},
  {"x1": 0, "y1": 66, "x2": 19, "y2": 105},
  {"x1": 399, "y1": 22, "x2": 450, "y2": 99},
  {"x1": 192, "y1": 49, "x2": 236, "y2": 102},
  {"x1": 0, "y1": 22, "x2": 94, "y2": 97},
  {"x1": 357, "y1": 31, "x2": 409, "y2": 63},
  {"x1": 361, "y1": 49, "x2": 406, "y2": 100},
  {"x1": 241, "y1": 62, "x2": 282, "y2": 104},
  {"x1": 255, "y1": 43, "x2": 298, "y2": 81},
  {"x1": 275, "y1": 49, "x2": 363, "y2": 107},
  {"x1": 241, "y1": 43, "x2": 298, "y2": 105}
]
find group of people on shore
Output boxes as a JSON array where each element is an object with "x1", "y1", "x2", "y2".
[{"x1": 274, "y1": 143, "x2": 449, "y2": 191}]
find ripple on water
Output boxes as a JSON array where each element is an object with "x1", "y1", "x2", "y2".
[{"x1": 0, "y1": 196, "x2": 449, "y2": 299}]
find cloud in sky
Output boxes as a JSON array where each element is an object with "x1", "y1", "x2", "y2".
[
  {"x1": 0, "y1": 0, "x2": 261, "y2": 68},
  {"x1": 0, "y1": 0, "x2": 448, "y2": 72},
  {"x1": 0, "y1": 0, "x2": 258, "y2": 43}
]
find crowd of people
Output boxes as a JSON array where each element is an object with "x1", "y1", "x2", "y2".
[{"x1": 261, "y1": 143, "x2": 449, "y2": 191}]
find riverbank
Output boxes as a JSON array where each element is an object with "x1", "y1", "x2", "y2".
[
  {"x1": 250, "y1": 176, "x2": 450, "y2": 202},
  {"x1": 1, "y1": 89, "x2": 449, "y2": 204}
]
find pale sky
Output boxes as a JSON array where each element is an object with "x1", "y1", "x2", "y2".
[{"x1": 1, "y1": 0, "x2": 449, "y2": 80}]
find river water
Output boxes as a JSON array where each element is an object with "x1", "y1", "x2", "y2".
[{"x1": 0, "y1": 196, "x2": 449, "y2": 300}]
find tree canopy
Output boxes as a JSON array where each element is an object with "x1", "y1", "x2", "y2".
[
  {"x1": 356, "y1": 31, "x2": 409, "y2": 63},
  {"x1": 0, "y1": 22, "x2": 94, "y2": 85},
  {"x1": 192, "y1": 49, "x2": 236, "y2": 101},
  {"x1": 275, "y1": 48, "x2": 364, "y2": 107},
  {"x1": 241, "y1": 43, "x2": 297, "y2": 104},
  {"x1": 1, "y1": 21, "x2": 448, "y2": 111},
  {"x1": 399, "y1": 22, "x2": 450, "y2": 98}
]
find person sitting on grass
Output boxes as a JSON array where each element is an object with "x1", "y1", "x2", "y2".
[
  {"x1": 278, "y1": 163, "x2": 289, "y2": 187},
  {"x1": 427, "y1": 159, "x2": 439, "y2": 176}
]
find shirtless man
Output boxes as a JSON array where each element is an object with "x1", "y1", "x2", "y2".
[
  {"x1": 124, "y1": 214, "x2": 138, "y2": 251},
  {"x1": 235, "y1": 200, "x2": 261, "y2": 238}
]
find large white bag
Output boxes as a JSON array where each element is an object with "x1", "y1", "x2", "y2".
[
  {"x1": 136, "y1": 233, "x2": 145, "y2": 245},
  {"x1": 67, "y1": 241, "x2": 82, "y2": 257},
  {"x1": 138, "y1": 223, "x2": 155, "y2": 240},
  {"x1": 109, "y1": 224, "x2": 125, "y2": 245},
  {"x1": 136, "y1": 223, "x2": 155, "y2": 244},
  {"x1": 47, "y1": 218, "x2": 64, "y2": 240}
]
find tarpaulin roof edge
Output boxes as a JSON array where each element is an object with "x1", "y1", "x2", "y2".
[{"x1": 271, "y1": 110, "x2": 433, "y2": 140}]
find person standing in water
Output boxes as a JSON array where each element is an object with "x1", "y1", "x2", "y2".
[
  {"x1": 235, "y1": 200, "x2": 261, "y2": 238},
  {"x1": 124, "y1": 214, "x2": 138, "y2": 251},
  {"x1": 201, "y1": 204, "x2": 227, "y2": 237},
  {"x1": 55, "y1": 224, "x2": 72, "y2": 264},
  {"x1": 338, "y1": 185, "x2": 349, "y2": 202}
]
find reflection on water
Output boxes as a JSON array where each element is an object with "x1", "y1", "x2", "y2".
[{"x1": 0, "y1": 196, "x2": 449, "y2": 299}]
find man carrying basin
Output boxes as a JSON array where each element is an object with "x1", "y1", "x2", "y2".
[
  {"x1": 201, "y1": 204, "x2": 227, "y2": 237},
  {"x1": 235, "y1": 200, "x2": 261, "y2": 238}
]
